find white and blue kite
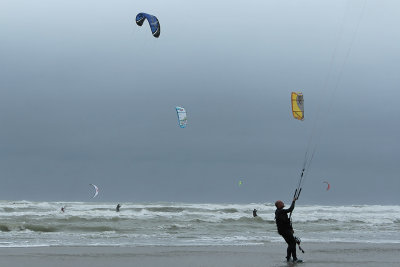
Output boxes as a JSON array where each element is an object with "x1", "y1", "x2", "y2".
[{"x1": 175, "y1": 106, "x2": 187, "y2": 128}]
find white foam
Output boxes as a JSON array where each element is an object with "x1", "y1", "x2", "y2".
[{"x1": 1, "y1": 201, "x2": 399, "y2": 247}]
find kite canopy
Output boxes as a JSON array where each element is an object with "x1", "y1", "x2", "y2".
[
  {"x1": 323, "y1": 181, "x2": 330, "y2": 191},
  {"x1": 176, "y1": 107, "x2": 187, "y2": 128},
  {"x1": 291, "y1": 92, "x2": 304, "y2": 121},
  {"x1": 136, "y1": 13, "x2": 160, "y2": 38},
  {"x1": 89, "y1": 184, "x2": 99, "y2": 198}
]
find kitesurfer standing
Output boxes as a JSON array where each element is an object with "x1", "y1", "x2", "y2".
[
  {"x1": 274, "y1": 198, "x2": 302, "y2": 263},
  {"x1": 116, "y1": 204, "x2": 121, "y2": 212},
  {"x1": 253, "y1": 209, "x2": 258, "y2": 217}
]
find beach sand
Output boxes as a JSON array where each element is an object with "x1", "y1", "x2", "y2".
[{"x1": 0, "y1": 242, "x2": 398, "y2": 267}]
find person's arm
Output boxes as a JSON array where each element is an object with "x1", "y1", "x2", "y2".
[{"x1": 284, "y1": 200, "x2": 296, "y2": 213}]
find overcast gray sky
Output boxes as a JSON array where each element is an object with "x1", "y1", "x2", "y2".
[{"x1": 0, "y1": 0, "x2": 399, "y2": 204}]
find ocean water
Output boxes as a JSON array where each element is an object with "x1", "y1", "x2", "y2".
[{"x1": 0, "y1": 201, "x2": 399, "y2": 247}]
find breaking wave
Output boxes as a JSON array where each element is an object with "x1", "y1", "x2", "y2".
[{"x1": 0, "y1": 201, "x2": 399, "y2": 247}]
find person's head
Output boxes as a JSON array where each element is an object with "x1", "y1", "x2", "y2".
[{"x1": 275, "y1": 200, "x2": 284, "y2": 209}]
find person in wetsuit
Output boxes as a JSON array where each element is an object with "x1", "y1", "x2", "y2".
[
  {"x1": 275, "y1": 198, "x2": 302, "y2": 263},
  {"x1": 253, "y1": 209, "x2": 258, "y2": 217},
  {"x1": 116, "y1": 204, "x2": 121, "y2": 212}
]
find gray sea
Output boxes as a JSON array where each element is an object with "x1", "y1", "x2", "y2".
[{"x1": 0, "y1": 201, "x2": 399, "y2": 247}]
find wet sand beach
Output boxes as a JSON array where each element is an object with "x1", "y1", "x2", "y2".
[{"x1": 0, "y1": 242, "x2": 398, "y2": 267}]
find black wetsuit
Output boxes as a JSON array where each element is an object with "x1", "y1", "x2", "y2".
[
  {"x1": 116, "y1": 204, "x2": 121, "y2": 212},
  {"x1": 275, "y1": 201, "x2": 297, "y2": 261},
  {"x1": 253, "y1": 209, "x2": 257, "y2": 217}
]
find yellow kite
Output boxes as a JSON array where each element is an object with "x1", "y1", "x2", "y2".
[{"x1": 291, "y1": 92, "x2": 304, "y2": 121}]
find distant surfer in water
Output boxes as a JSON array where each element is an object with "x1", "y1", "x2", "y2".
[
  {"x1": 275, "y1": 198, "x2": 302, "y2": 263},
  {"x1": 61, "y1": 206, "x2": 65, "y2": 213},
  {"x1": 116, "y1": 204, "x2": 121, "y2": 212},
  {"x1": 253, "y1": 209, "x2": 258, "y2": 217}
]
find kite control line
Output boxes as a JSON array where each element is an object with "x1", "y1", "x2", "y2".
[
  {"x1": 291, "y1": 0, "x2": 367, "y2": 201},
  {"x1": 295, "y1": 236, "x2": 305, "y2": 253},
  {"x1": 289, "y1": 186, "x2": 302, "y2": 223}
]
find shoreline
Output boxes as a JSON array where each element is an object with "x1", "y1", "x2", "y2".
[{"x1": 0, "y1": 242, "x2": 399, "y2": 267}]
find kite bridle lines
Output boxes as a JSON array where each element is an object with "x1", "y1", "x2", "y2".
[{"x1": 290, "y1": 0, "x2": 367, "y2": 222}]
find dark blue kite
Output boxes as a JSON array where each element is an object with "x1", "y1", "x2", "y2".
[{"x1": 136, "y1": 13, "x2": 160, "y2": 38}]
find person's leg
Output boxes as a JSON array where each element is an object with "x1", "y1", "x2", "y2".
[
  {"x1": 289, "y1": 239, "x2": 297, "y2": 260},
  {"x1": 286, "y1": 233, "x2": 297, "y2": 260},
  {"x1": 281, "y1": 233, "x2": 292, "y2": 261}
]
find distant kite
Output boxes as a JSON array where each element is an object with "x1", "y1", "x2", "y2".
[
  {"x1": 136, "y1": 13, "x2": 160, "y2": 38},
  {"x1": 238, "y1": 181, "x2": 243, "y2": 186},
  {"x1": 323, "y1": 181, "x2": 330, "y2": 191},
  {"x1": 176, "y1": 107, "x2": 187, "y2": 128},
  {"x1": 291, "y1": 92, "x2": 304, "y2": 121},
  {"x1": 89, "y1": 184, "x2": 99, "y2": 198}
]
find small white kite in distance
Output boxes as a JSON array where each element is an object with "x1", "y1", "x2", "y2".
[{"x1": 90, "y1": 184, "x2": 99, "y2": 198}]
